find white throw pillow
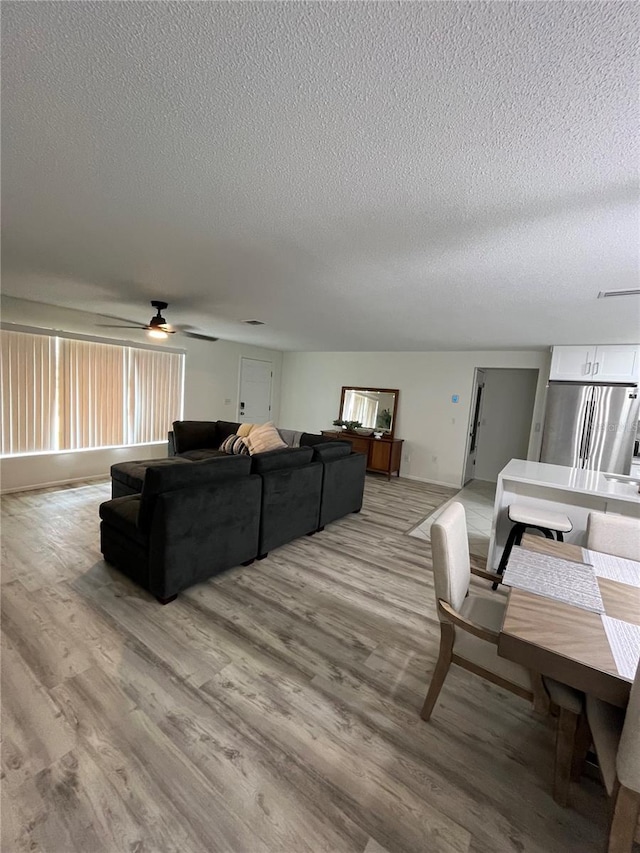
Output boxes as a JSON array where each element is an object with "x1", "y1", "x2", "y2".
[{"x1": 244, "y1": 421, "x2": 287, "y2": 455}]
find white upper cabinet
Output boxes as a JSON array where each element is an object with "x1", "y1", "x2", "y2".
[
  {"x1": 549, "y1": 346, "x2": 595, "y2": 380},
  {"x1": 592, "y1": 346, "x2": 640, "y2": 383},
  {"x1": 550, "y1": 345, "x2": 640, "y2": 383}
]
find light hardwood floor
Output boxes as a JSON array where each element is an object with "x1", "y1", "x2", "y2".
[{"x1": 1, "y1": 476, "x2": 611, "y2": 852}]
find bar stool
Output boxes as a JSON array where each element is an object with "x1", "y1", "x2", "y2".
[{"x1": 494, "y1": 502, "x2": 573, "y2": 588}]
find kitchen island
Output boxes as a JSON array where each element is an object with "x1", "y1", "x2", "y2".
[{"x1": 487, "y1": 459, "x2": 640, "y2": 571}]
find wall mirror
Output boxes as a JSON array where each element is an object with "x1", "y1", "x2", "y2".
[{"x1": 338, "y1": 387, "x2": 399, "y2": 438}]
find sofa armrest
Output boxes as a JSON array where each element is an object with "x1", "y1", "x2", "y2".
[
  {"x1": 318, "y1": 450, "x2": 366, "y2": 527},
  {"x1": 300, "y1": 432, "x2": 334, "y2": 447},
  {"x1": 168, "y1": 430, "x2": 176, "y2": 456},
  {"x1": 312, "y1": 441, "x2": 351, "y2": 462},
  {"x1": 148, "y1": 475, "x2": 262, "y2": 598},
  {"x1": 99, "y1": 495, "x2": 145, "y2": 543},
  {"x1": 250, "y1": 446, "x2": 313, "y2": 474}
]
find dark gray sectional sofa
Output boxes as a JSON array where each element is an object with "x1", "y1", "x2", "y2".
[
  {"x1": 100, "y1": 455, "x2": 261, "y2": 604},
  {"x1": 99, "y1": 419, "x2": 366, "y2": 602}
]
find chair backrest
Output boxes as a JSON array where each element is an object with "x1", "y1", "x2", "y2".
[
  {"x1": 431, "y1": 502, "x2": 471, "y2": 619},
  {"x1": 617, "y1": 660, "x2": 640, "y2": 793},
  {"x1": 586, "y1": 512, "x2": 640, "y2": 561}
]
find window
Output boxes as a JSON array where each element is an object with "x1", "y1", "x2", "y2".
[
  {"x1": 59, "y1": 338, "x2": 126, "y2": 450},
  {"x1": 127, "y1": 347, "x2": 184, "y2": 445},
  {"x1": 1, "y1": 331, "x2": 57, "y2": 455},
  {"x1": 0, "y1": 329, "x2": 184, "y2": 456}
]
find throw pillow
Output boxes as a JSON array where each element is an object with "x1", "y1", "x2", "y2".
[
  {"x1": 237, "y1": 423, "x2": 255, "y2": 438},
  {"x1": 244, "y1": 421, "x2": 287, "y2": 455},
  {"x1": 220, "y1": 434, "x2": 249, "y2": 456}
]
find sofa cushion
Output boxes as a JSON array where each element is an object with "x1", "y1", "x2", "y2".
[
  {"x1": 312, "y1": 441, "x2": 352, "y2": 462},
  {"x1": 179, "y1": 449, "x2": 227, "y2": 461},
  {"x1": 220, "y1": 434, "x2": 250, "y2": 455},
  {"x1": 172, "y1": 420, "x2": 220, "y2": 453},
  {"x1": 244, "y1": 421, "x2": 287, "y2": 455},
  {"x1": 138, "y1": 455, "x2": 251, "y2": 530},
  {"x1": 111, "y1": 456, "x2": 191, "y2": 492},
  {"x1": 250, "y1": 446, "x2": 313, "y2": 474}
]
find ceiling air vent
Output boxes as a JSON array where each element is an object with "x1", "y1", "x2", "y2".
[
  {"x1": 597, "y1": 289, "x2": 640, "y2": 299},
  {"x1": 244, "y1": 319, "x2": 265, "y2": 325}
]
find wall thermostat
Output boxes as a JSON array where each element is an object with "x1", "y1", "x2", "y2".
[{"x1": 451, "y1": 395, "x2": 459, "y2": 403}]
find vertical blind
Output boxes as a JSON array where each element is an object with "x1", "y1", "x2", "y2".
[
  {"x1": 59, "y1": 338, "x2": 126, "y2": 450},
  {"x1": 128, "y1": 347, "x2": 184, "y2": 445},
  {"x1": 0, "y1": 329, "x2": 184, "y2": 456},
  {"x1": 1, "y1": 331, "x2": 57, "y2": 454}
]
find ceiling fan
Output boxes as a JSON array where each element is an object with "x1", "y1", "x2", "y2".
[{"x1": 98, "y1": 301, "x2": 218, "y2": 342}]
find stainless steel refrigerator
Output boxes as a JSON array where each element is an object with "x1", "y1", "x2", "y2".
[{"x1": 540, "y1": 382, "x2": 639, "y2": 474}]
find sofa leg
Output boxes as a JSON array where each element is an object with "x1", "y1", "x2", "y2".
[
  {"x1": 156, "y1": 594, "x2": 178, "y2": 605},
  {"x1": 352, "y1": 508, "x2": 361, "y2": 513},
  {"x1": 257, "y1": 553, "x2": 268, "y2": 560},
  {"x1": 317, "y1": 525, "x2": 325, "y2": 532},
  {"x1": 241, "y1": 559, "x2": 255, "y2": 567}
]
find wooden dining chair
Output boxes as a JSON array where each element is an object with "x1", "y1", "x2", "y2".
[
  {"x1": 582, "y1": 662, "x2": 640, "y2": 853},
  {"x1": 420, "y1": 501, "x2": 585, "y2": 804},
  {"x1": 586, "y1": 512, "x2": 640, "y2": 561},
  {"x1": 420, "y1": 502, "x2": 534, "y2": 720}
]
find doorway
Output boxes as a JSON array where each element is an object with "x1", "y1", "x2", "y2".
[
  {"x1": 463, "y1": 368, "x2": 539, "y2": 485},
  {"x1": 238, "y1": 358, "x2": 273, "y2": 424}
]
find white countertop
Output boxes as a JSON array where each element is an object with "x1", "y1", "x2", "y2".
[{"x1": 499, "y1": 459, "x2": 640, "y2": 505}]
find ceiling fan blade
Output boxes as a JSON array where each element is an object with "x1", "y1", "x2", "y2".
[
  {"x1": 96, "y1": 324, "x2": 145, "y2": 329},
  {"x1": 181, "y1": 330, "x2": 219, "y2": 342}
]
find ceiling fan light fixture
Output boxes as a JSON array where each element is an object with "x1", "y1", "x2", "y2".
[
  {"x1": 147, "y1": 300, "x2": 174, "y2": 338},
  {"x1": 147, "y1": 328, "x2": 169, "y2": 340}
]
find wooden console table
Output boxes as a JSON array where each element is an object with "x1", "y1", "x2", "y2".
[{"x1": 321, "y1": 431, "x2": 403, "y2": 480}]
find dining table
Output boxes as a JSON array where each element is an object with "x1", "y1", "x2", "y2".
[{"x1": 498, "y1": 534, "x2": 640, "y2": 708}]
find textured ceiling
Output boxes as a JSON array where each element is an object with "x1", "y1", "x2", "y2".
[{"x1": 2, "y1": 1, "x2": 639, "y2": 350}]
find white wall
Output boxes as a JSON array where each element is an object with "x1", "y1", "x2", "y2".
[
  {"x1": 279, "y1": 350, "x2": 550, "y2": 487},
  {"x1": 474, "y1": 368, "x2": 539, "y2": 483},
  {"x1": 1, "y1": 297, "x2": 283, "y2": 491}
]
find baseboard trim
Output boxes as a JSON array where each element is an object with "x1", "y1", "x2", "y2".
[
  {"x1": 403, "y1": 474, "x2": 461, "y2": 489},
  {"x1": 1, "y1": 474, "x2": 109, "y2": 495}
]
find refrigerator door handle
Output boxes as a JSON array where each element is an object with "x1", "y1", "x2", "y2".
[{"x1": 579, "y1": 389, "x2": 596, "y2": 464}]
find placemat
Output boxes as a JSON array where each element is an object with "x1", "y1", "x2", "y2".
[
  {"x1": 503, "y1": 547, "x2": 605, "y2": 613},
  {"x1": 582, "y1": 549, "x2": 640, "y2": 588},
  {"x1": 601, "y1": 615, "x2": 640, "y2": 680}
]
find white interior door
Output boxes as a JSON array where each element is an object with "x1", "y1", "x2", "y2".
[
  {"x1": 238, "y1": 358, "x2": 272, "y2": 424},
  {"x1": 464, "y1": 369, "x2": 486, "y2": 484}
]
